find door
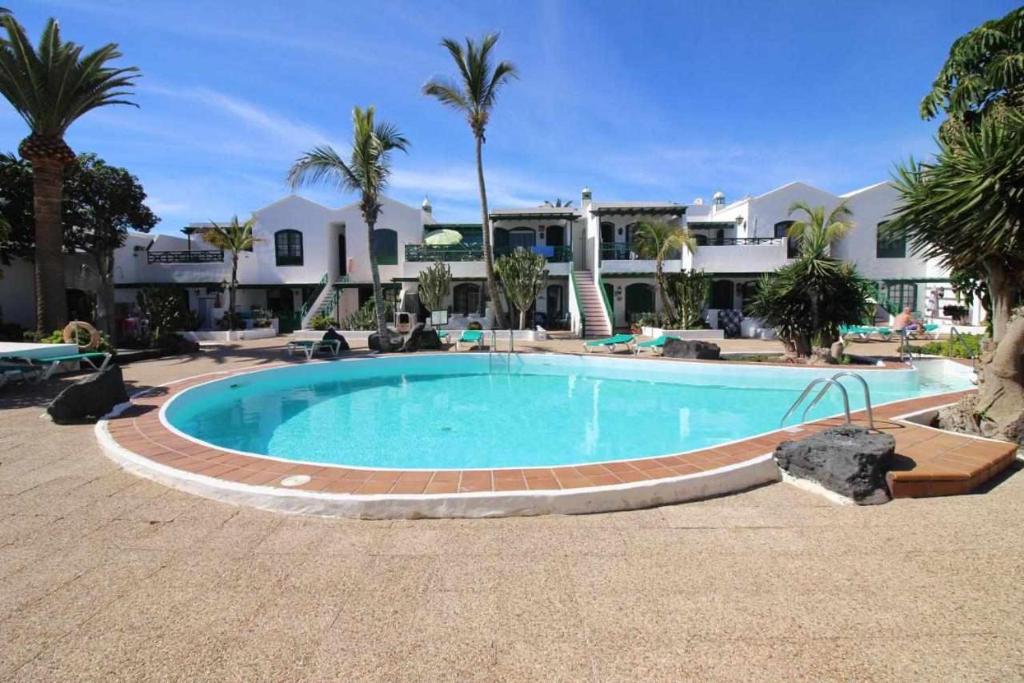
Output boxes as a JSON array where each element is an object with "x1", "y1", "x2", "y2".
[
  {"x1": 545, "y1": 225, "x2": 564, "y2": 246},
  {"x1": 198, "y1": 297, "x2": 215, "y2": 329},
  {"x1": 624, "y1": 283, "x2": 655, "y2": 323},
  {"x1": 338, "y1": 234, "x2": 347, "y2": 276}
]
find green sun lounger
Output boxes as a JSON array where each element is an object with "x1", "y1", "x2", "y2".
[
  {"x1": 456, "y1": 330, "x2": 484, "y2": 351},
  {"x1": 583, "y1": 334, "x2": 636, "y2": 353},
  {"x1": 635, "y1": 335, "x2": 680, "y2": 355},
  {"x1": 35, "y1": 352, "x2": 112, "y2": 380}
]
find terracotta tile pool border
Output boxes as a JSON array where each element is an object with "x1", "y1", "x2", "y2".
[{"x1": 93, "y1": 356, "x2": 1005, "y2": 518}]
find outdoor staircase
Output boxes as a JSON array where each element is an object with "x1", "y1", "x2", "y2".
[
  {"x1": 299, "y1": 274, "x2": 337, "y2": 329},
  {"x1": 573, "y1": 270, "x2": 612, "y2": 337}
]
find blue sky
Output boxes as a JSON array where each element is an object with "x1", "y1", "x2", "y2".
[{"x1": 1, "y1": 0, "x2": 1018, "y2": 234}]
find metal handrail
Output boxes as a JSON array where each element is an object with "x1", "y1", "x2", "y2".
[
  {"x1": 780, "y1": 378, "x2": 852, "y2": 428},
  {"x1": 801, "y1": 371, "x2": 875, "y2": 429}
]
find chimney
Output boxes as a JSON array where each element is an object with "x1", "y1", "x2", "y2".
[{"x1": 712, "y1": 191, "x2": 725, "y2": 215}]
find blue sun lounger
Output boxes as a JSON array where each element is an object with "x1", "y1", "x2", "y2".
[
  {"x1": 583, "y1": 334, "x2": 636, "y2": 353},
  {"x1": 456, "y1": 330, "x2": 484, "y2": 351}
]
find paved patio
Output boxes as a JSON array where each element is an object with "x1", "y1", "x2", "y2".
[{"x1": 1, "y1": 338, "x2": 1022, "y2": 681}]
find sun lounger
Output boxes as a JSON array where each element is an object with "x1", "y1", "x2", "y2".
[
  {"x1": 30, "y1": 352, "x2": 112, "y2": 380},
  {"x1": 0, "y1": 362, "x2": 41, "y2": 388},
  {"x1": 286, "y1": 339, "x2": 341, "y2": 360},
  {"x1": 583, "y1": 334, "x2": 636, "y2": 353},
  {"x1": 634, "y1": 335, "x2": 680, "y2": 355},
  {"x1": 455, "y1": 330, "x2": 483, "y2": 351}
]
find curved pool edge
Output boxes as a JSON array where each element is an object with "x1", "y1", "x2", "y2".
[
  {"x1": 94, "y1": 357, "x2": 977, "y2": 519},
  {"x1": 95, "y1": 405, "x2": 779, "y2": 518}
]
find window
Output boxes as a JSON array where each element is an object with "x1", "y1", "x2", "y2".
[
  {"x1": 882, "y1": 282, "x2": 917, "y2": 312},
  {"x1": 774, "y1": 221, "x2": 799, "y2": 258},
  {"x1": 876, "y1": 221, "x2": 906, "y2": 258},
  {"x1": 453, "y1": 283, "x2": 481, "y2": 315},
  {"x1": 372, "y1": 229, "x2": 398, "y2": 265},
  {"x1": 274, "y1": 230, "x2": 303, "y2": 266},
  {"x1": 508, "y1": 228, "x2": 536, "y2": 249}
]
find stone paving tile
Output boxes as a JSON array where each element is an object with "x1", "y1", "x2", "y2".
[{"x1": 0, "y1": 338, "x2": 1021, "y2": 681}]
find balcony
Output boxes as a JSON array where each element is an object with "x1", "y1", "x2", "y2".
[
  {"x1": 147, "y1": 249, "x2": 224, "y2": 264},
  {"x1": 405, "y1": 244, "x2": 572, "y2": 263},
  {"x1": 600, "y1": 242, "x2": 683, "y2": 260}
]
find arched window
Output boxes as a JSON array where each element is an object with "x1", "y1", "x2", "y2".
[
  {"x1": 372, "y1": 228, "x2": 398, "y2": 265},
  {"x1": 452, "y1": 283, "x2": 481, "y2": 315},
  {"x1": 774, "y1": 221, "x2": 799, "y2": 258},
  {"x1": 275, "y1": 230, "x2": 303, "y2": 266}
]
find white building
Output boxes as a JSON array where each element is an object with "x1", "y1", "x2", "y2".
[{"x1": 0, "y1": 180, "x2": 983, "y2": 338}]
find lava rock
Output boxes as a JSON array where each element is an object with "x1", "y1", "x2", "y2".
[
  {"x1": 155, "y1": 332, "x2": 200, "y2": 354},
  {"x1": 368, "y1": 330, "x2": 404, "y2": 352},
  {"x1": 401, "y1": 323, "x2": 441, "y2": 352},
  {"x1": 47, "y1": 364, "x2": 129, "y2": 424},
  {"x1": 663, "y1": 338, "x2": 721, "y2": 360},
  {"x1": 774, "y1": 425, "x2": 895, "y2": 504},
  {"x1": 322, "y1": 328, "x2": 350, "y2": 351}
]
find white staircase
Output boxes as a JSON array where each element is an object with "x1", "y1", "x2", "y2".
[{"x1": 573, "y1": 271, "x2": 612, "y2": 337}]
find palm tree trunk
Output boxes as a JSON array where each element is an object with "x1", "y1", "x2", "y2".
[
  {"x1": 32, "y1": 158, "x2": 68, "y2": 334},
  {"x1": 94, "y1": 250, "x2": 116, "y2": 344},
  {"x1": 984, "y1": 257, "x2": 1016, "y2": 342},
  {"x1": 367, "y1": 217, "x2": 389, "y2": 345},
  {"x1": 476, "y1": 134, "x2": 508, "y2": 328},
  {"x1": 228, "y1": 254, "x2": 239, "y2": 331},
  {"x1": 655, "y1": 257, "x2": 667, "y2": 325}
]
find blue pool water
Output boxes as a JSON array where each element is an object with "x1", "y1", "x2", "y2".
[{"x1": 163, "y1": 354, "x2": 973, "y2": 469}]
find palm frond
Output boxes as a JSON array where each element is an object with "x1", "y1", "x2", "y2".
[
  {"x1": 288, "y1": 145, "x2": 359, "y2": 194},
  {"x1": 0, "y1": 15, "x2": 139, "y2": 138}
]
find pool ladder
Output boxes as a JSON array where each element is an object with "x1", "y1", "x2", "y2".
[
  {"x1": 780, "y1": 371, "x2": 875, "y2": 430},
  {"x1": 487, "y1": 329, "x2": 514, "y2": 373}
]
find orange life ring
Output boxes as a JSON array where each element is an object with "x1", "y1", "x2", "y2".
[{"x1": 62, "y1": 320, "x2": 101, "y2": 351}]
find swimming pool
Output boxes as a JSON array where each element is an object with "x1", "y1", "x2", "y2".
[{"x1": 162, "y1": 354, "x2": 974, "y2": 471}]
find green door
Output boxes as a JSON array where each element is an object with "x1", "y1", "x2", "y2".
[{"x1": 624, "y1": 283, "x2": 655, "y2": 323}]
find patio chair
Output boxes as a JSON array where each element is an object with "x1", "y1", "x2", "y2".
[
  {"x1": 583, "y1": 334, "x2": 636, "y2": 353},
  {"x1": 634, "y1": 335, "x2": 680, "y2": 355},
  {"x1": 455, "y1": 330, "x2": 484, "y2": 351}
]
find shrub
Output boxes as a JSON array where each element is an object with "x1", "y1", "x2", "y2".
[
  {"x1": 467, "y1": 321, "x2": 482, "y2": 330},
  {"x1": 0, "y1": 321, "x2": 25, "y2": 342},
  {"x1": 942, "y1": 304, "x2": 969, "y2": 322},
  {"x1": 665, "y1": 270, "x2": 709, "y2": 329},
  {"x1": 340, "y1": 299, "x2": 394, "y2": 331},
  {"x1": 41, "y1": 327, "x2": 113, "y2": 353},
  {"x1": 912, "y1": 333, "x2": 982, "y2": 359},
  {"x1": 216, "y1": 312, "x2": 244, "y2": 330},
  {"x1": 309, "y1": 314, "x2": 334, "y2": 331},
  {"x1": 137, "y1": 287, "x2": 190, "y2": 343}
]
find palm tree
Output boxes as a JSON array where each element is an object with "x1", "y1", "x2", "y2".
[
  {"x1": 0, "y1": 16, "x2": 139, "y2": 334},
  {"x1": 920, "y1": 7, "x2": 1024, "y2": 128},
  {"x1": 289, "y1": 106, "x2": 409, "y2": 343},
  {"x1": 631, "y1": 220, "x2": 697, "y2": 324},
  {"x1": 785, "y1": 201, "x2": 852, "y2": 267},
  {"x1": 542, "y1": 198, "x2": 573, "y2": 208},
  {"x1": 423, "y1": 33, "x2": 517, "y2": 328},
  {"x1": 784, "y1": 201, "x2": 854, "y2": 346},
  {"x1": 205, "y1": 216, "x2": 258, "y2": 331}
]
